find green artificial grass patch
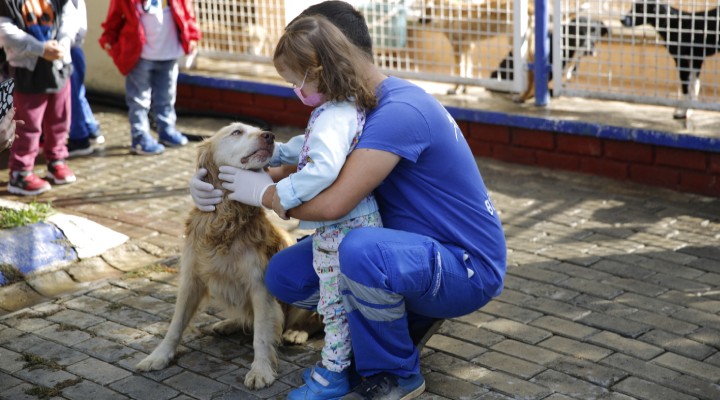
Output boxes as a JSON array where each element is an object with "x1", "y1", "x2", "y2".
[{"x1": 0, "y1": 201, "x2": 54, "y2": 229}]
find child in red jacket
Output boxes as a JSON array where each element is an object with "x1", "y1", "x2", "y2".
[{"x1": 99, "y1": 0, "x2": 201, "y2": 155}]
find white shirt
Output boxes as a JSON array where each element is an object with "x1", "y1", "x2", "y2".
[{"x1": 139, "y1": 3, "x2": 184, "y2": 61}]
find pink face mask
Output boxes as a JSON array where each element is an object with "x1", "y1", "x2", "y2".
[{"x1": 294, "y1": 70, "x2": 325, "y2": 107}]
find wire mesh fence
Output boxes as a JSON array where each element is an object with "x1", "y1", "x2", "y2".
[{"x1": 192, "y1": 0, "x2": 719, "y2": 115}]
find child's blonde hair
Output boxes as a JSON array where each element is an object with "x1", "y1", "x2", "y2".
[{"x1": 274, "y1": 15, "x2": 378, "y2": 110}]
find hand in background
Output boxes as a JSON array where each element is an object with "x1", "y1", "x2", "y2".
[
  {"x1": 42, "y1": 40, "x2": 64, "y2": 61},
  {"x1": 0, "y1": 108, "x2": 23, "y2": 152}
]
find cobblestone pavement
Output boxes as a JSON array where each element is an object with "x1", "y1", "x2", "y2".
[{"x1": 1, "y1": 105, "x2": 719, "y2": 399}]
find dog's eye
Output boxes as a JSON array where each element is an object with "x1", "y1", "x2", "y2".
[{"x1": 230, "y1": 130, "x2": 243, "y2": 136}]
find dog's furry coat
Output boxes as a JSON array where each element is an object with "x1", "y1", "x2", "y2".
[{"x1": 136, "y1": 122, "x2": 321, "y2": 390}]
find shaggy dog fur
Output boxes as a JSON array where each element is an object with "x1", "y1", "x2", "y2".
[{"x1": 135, "y1": 122, "x2": 321, "y2": 390}]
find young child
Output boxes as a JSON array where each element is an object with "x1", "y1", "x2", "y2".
[
  {"x1": 269, "y1": 15, "x2": 381, "y2": 399},
  {"x1": 99, "y1": 0, "x2": 201, "y2": 155},
  {"x1": 0, "y1": 0, "x2": 78, "y2": 196},
  {"x1": 67, "y1": 0, "x2": 103, "y2": 157}
]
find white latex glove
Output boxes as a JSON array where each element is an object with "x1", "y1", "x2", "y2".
[
  {"x1": 189, "y1": 168, "x2": 222, "y2": 212},
  {"x1": 218, "y1": 166, "x2": 274, "y2": 209}
]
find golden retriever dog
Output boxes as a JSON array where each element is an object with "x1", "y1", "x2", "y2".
[
  {"x1": 136, "y1": 122, "x2": 321, "y2": 390},
  {"x1": 419, "y1": 0, "x2": 531, "y2": 94}
]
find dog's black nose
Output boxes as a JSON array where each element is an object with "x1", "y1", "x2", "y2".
[{"x1": 262, "y1": 132, "x2": 275, "y2": 144}]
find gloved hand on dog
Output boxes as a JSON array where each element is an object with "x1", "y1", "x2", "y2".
[
  {"x1": 189, "y1": 169, "x2": 223, "y2": 212},
  {"x1": 219, "y1": 166, "x2": 274, "y2": 209}
]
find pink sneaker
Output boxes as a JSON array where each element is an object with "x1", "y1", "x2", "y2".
[
  {"x1": 7, "y1": 170, "x2": 51, "y2": 196},
  {"x1": 46, "y1": 160, "x2": 76, "y2": 185}
]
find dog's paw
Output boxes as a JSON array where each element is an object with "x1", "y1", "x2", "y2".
[
  {"x1": 282, "y1": 329, "x2": 310, "y2": 344},
  {"x1": 673, "y1": 106, "x2": 691, "y2": 119},
  {"x1": 136, "y1": 351, "x2": 173, "y2": 371},
  {"x1": 244, "y1": 360, "x2": 276, "y2": 389}
]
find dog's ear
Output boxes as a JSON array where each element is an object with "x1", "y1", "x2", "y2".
[{"x1": 196, "y1": 141, "x2": 220, "y2": 186}]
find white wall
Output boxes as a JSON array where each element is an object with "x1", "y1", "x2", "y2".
[{"x1": 85, "y1": 0, "x2": 125, "y2": 95}]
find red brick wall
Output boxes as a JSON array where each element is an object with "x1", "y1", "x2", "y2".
[{"x1": 177, "y1": 83, "x2": 720, "y2": 198}]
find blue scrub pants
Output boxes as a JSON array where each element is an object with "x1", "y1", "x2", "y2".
[{"x1": 265, "y1": 227, "x2": 496, "y2": 378}]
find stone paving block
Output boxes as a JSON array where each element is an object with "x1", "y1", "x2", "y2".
[
  {"x1": 438, "y1": 320, "x2": 505, "y2": 348},
  {"x1": 491, "y1": 339, "x2": 563, "y2": 365},
  {"x1": 530, "y1": 369, "x2": 608, "y2": 399},
  {"x1": 482, "y1": 318, "x2": 552, "y2": 345},
  {"x1": 528, "y1": 315, "x2": 599, "y2": 340},
  {"x1": 547, "y1": 356, "x2": 628, "y2": 388},
  {"x1": 652, "y1": 352, "x2": 720, "y2": 382},
  {"x1": 162, "y1": 370, "x2": 229, "y2": 400},
  {"x1": 14, "y1": 367, "x2": 77, "y2": 389},
  {"x1": 62, "y1": 379, "x2": 129, "y2": 400},
  {"x1": 506, "y1": 265, "x2": 569, "y2": 284},
  {"x1": 503, "y1": 276, "x2": 579, "y2": 302},
  {"x1": 25, "y1": 270, "x2": 83, "y2": 298},
  {"x1": 578, "y1": 312, "x2": 652, "y2": 338},
  {"x1": 479, "y1": 299, "x2": 544, "y2": 324},
  {"x1": 109, "y1": 375, "x2": 179, "y2": 400},
  {"x1": 62, "y1": 295, "x2": 114, "y2": 315},
  {"x1": 587, "y1": 331, "x2": 664, "y2": 361},
  {"x1": 176, "y1": 351, "x2": 239, "y2": 379},
  {"x1": 600, "y1": 353, "x2": 680, "y2": 384},
  {"x1": 426, "y1": 334, "x2": 486, "y2": 361},
  {"x1": 119, "y1": 294, "x2": 175, "y2": 316},
  {"x1": 424, "y1": 371, "x2": 488, "y2": 399},
  {"x1": 47, "y1": 309, "x2": 106, "y2": 330},
  {"x1": 592, "y1": 259, "x2": 655, "y2": 280},
  {"x1": 72, "y1": 337, "x2": 138, "y2": 364},
  {"x1": 640, "y1": 329, "x2": 716, "y2": 361},
  {"x1": 538, "y1": 336, "x2": 613, "y2": 362},
  {"x1": 472, "y1": 351, "x2": 546, "y2": 379},
  {"x1": 35, "y1": 324, "x2": 93, "y2": 347},
  {"x1": 542, "y1": 262, "x2": 614, "y2": 281},
  {"x1": 571, "y1": 294, "x2": 637, "y2": 317},
  {"x1": 102, "y1": 243, "x2": 162, "y2": 272},
  {"x1": 687, "y1": 327, "x2": 720, "y2": 349},
  {"x1": 66, "y1": 257, "x2": 123, "y2": 283},
  {"x1": 87, "y1": 284, "x2": 135, "y2": 303},
  {"x1": 65, "y1": 358, "x2": 132, "y2": 385},
  {"x1": 0, "y1": 282, "x2": 50, "y2": 312},
  {"x1": 2, "y1": 315, "x2": 54, "y2": 333},
  {"x1": 0, "y1": 382, "x2": 51, "y2": 400},
  {"x1": 0, "y1": 326, "x2": 23, "y2": 345},
  {"x1": 185, "y1": 335, "x2": 254, "y2": 361},
  {"x1": 0, "y1": 370, "x2": 23, "y2": 392},
  {"x1": 474, "y1": 368, "x2": 553, "y2": 400},
  {"x1": 603, "y1": 276, "x2": 667, "y2": 297},
  {"x1": 423, "y1": 352, "x2": 492, "y2": 382},
  {"x1": 665, "y1": 373, "x2": 720, "y2": 400},
  {"x1": 612, "y1": 376, "x2": 696, "y2": 400},
  {"x1": 612, "y1": 292, "x2": 682, "y2": 315},
  {"x1": 672, "y1": 307, "x2": 720, "y2": 331},
  {"x1": 521, "y1": 297, "x2": 591, "y2": 321},
  {"x1": 87, "y1": 321, "x2": 150, "y2": 346},
  {"x1": 0, "y1": 347, "x2": 25, "y2": 374}
]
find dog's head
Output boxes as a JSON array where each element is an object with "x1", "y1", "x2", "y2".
[
  {"x1": 621, "y1": 0, "x2": 668, "y2": 28},
  {"x1": 566, "y1": 17, "x2": 610, "y2": 58},
  {"x1": 197, "y1": 122, "x2": 275, "y2": 180}
]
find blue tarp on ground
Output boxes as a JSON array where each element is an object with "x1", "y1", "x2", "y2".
[{"x1": 0, "y1": 222, "x2": 77, "y2": 285}]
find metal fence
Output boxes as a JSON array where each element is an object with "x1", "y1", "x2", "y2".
[
  {"x1": 192, "y1": 0, "x2": 720, "y2": 115},
  {"x1": 552, "y1": 0, "x2": 720, "y2": 117},
  {"x1": 194, "y1": 0, "x2": 528, "y2": 93}
]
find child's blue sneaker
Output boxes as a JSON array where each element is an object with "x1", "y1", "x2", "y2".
[
  {"x1": 158, "y1": 131, "x2": 188, "y2": 147},
  {"x1": 131, "y1": 134, "x2": 165, "y2": 156},
  {"x1": 341, "y1": 372, "x2": 425, "y2": 400},
  {"x1": 290, "y1": 364, "x2": 349, "y2": 400}
]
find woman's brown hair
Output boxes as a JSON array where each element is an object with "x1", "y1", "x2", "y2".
[{"x1": 273, "y1": 15, "x2": 378, "y2": 110}]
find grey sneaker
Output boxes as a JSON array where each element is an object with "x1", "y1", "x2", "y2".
[{"x1": 341, "y1": 372, "x2": 425, "y2": 400}]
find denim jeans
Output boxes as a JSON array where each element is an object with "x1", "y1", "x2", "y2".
[
  {"x1": 125, "y1": 58, "x2": 180, "y2": 139},
  {"x1": 69, "y1": 47, "x2": 100, "y2": 141}
]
